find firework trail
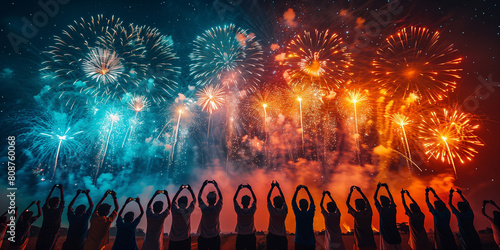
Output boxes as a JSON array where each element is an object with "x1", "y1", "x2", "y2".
[
  {"x1": 122, "y1": 95, "x2": 149, "y2": 147},
  {"x1": 418, "y1": 108, "x2": 483, "y2": 177},
  {"x1": 372, "y1": 26, "x2": 462, "y2": 104},
  {"x1": 390, "y1": 113, "x2": 414, "y2": 172},
  {"x1": 196, "y1": 84, "x2": 225, "y2": 138},
  {"x1": 96, "y1": 112, "x2": 119, "y2": 183},
  {"x1": 168, "y1": 108, "x2": 183, "y2": 177}
]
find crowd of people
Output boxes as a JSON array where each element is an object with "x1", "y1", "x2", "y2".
[{"x1": 0, "y1": 181, "x2": 499, "y2": 250}]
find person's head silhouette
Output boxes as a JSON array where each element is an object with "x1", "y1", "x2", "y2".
[
  {"x1": 273, "y1": 196, "x2": 284, "y2": 209},
  {"x1": 75, "y1": 205, "x2": 87, "y2": 215},
  {"x1": 153, "y1": 201, "x2": 164, "y2": 213},
  {"x1": 380, "y1": 195, "x2": 391, "y2": 207},
  {"x1": 178, "y1": 196, "x2": 188, "y2": 209},
  {"x1": 457, "y1": 201, "x2": 469, "y2": 213},
  {"x1": 98, "y1": 204, "x2": 111, "y2": 216},
  {"x1": 355, "y1": 198, "x2": 366, "y2": 211},
  {"x1": 207, "y1": 191, "x2": 217, "y2": 206},
  {"x1": 327, "y1": 202, "x2": 337, "y2": 213},
  {"x1": 434, "y1": 200, "x2": 446, "y2": 212},
  {"x1": 410, "y1": 203, "x2": 421, "y2": 214},
  {"x1": 299, "y1": 199, "x2": 309, "y2": 211},
  {"x1": 241, "y1": 195, "x2": 251, "y2": 208},
  {"x1": 124, "y1": 211, "x2": 134, "y2": 223},
  {"x1": 48, "y1": 196, "x2": 60, "y2": 208}
]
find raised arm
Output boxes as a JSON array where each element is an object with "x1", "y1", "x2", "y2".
[
  {"x1": 45, "y1": 185, "x2": 57, "y2": 205},
  {"x1": 198, "y1": 180, "x2": 208, "y2": 205},
  {"x1": 84, "y1": 190, "x2": 93, "y2": 210},
  {"x1": 346, "y1": 186, "x2": 355, "y2": 212},
  {"x1": 164, "y1": 190, "x2": 171, "y2": 209},
  {"x1": 384, "y1": 184, "x2": 395, "y2": 204},
  {"x1": 267, "y1": 182, "x2": 275, "y2": 203},
  {"x1": 172, "y1": 186, "x2": 183, "y2": 205},
  {"x1": 95, "y1": 191, "x2": 109, "y2": 213},
  {"x1": 425, "y1": 187, "x2": 435, "y2": 211},
  {"x1": 320, "y1": 192, "x2": 326, "y2": 212},
  {"x1": 119, "y1": 199, "x2": 131, "y2": 218},
  {"x1": 248, "y1": 185, "x2": 257, "y2": 204},
  {"x1": 187, "y1": 185, "x2": 196, "y2": 205},
  {"x1": 482, "y1": 200, "x2": 494, "y2": 221},
  {"x1": 234, "y1": 184, "x2": 243, "y2": 203},
  {"x1": 58, "y1": 184, "x2": 65, "y2": 208},
  {"x1": 358, "y1": 187, "x2": 371, "y2": 211},
  {"x1": 213, "y1": 180, "x2": 223, "y2": 203},
  {"x1": 34, "y1": 201, "x2": 42, "y2": 220},
  {"x1": 374, "y1": 182, "x2": 382, "y2": 205},
  {"x1": 68, "y1": 190, "x2": 81, "y2": 212},
  {"x1": 448, "y1": 188, "x2": 458, "y2": 213},
  {"x1": 137, "y1": 198, "x2": 144, "y2": 217},
  {"x1": 276, "y1": 182, "x2": 285, "y2": 204},
  {"x1": 304, "y1": 186, "x2": 314, "y2": 207},
  {"x1": 148, "y1": 191, "x2": 161, "y2": 210},
  {"x1": 292, "y1": 185, "x2": 301, "y2": 209},
  {"x1": 456, "y1": 189, "x2": 469, "y2": 207},
  {"x1": 401, "y1": 189, "x2": 410, "y2": 214},
  {"x1": 431, "y1": 188, "x2": 443, "y2": 204},
  {"x1": 111, "y1": 191, "x2": 119, "y2": 213}
]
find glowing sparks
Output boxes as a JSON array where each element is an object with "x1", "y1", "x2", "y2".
[
  {"x1": 196, "y1": 84, "x2": 226, "y2": 114},
  {"x1": 284, "y1": 29, "x2": 352, "y2": 90},
  {"x1": 190, "y1": 24, "x2": 264, "y2": 92},
  {"x1": 391, "y1": 113, "x2": 416, "y2": 171},
  {"x1": 128, "y1": 95, "x2": 150, "y2": 112},
  {"x1": 82, "y1": 48, "x2": 124, "y2": 84},
  {"x1": 418, "y1": 109, "x2": 483, "y2": 176},
  {"x1": 372, "y1": 26, "x2": 462, "y2": 104}
]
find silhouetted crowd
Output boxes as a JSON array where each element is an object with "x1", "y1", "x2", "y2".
[{"x1": 0, "y1": 181, "x2": 499, "y2": 250}]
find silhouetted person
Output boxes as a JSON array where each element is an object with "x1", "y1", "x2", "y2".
[
  {"x1": 62, "y1": 189, "x2": 93, "y2": 250},
  {"x1": 448, "y1": 188, "x2": 481, "y2": 250},
  {"x1": 8, "y1": 201, "x2": 41, "y2": 250},
  {"x1": 83, "y1": 190, "x2": 119, "y2": 250},
  {"x1": 142, "y1": 190, "x2": 170, "y2": 250},
  {"x1": 374, "y1": 182, "x2": 401, "y2": 249},
  {"x1": 36, "y1": 184, "x2": 65, "y2": 250},
  {"x1": 234, "y1": 184, "x2": 257, "y2": 250},
  {"x1": 112, "y1": 197, "x2": 144, "y2": 250},
  {"x1": 320, "y1": 190, "x2": 345, "y2": 250},
  {"x1": 198, "y1": 180, "x2": 223, "y2": 250},
  {"x1": 401, "y1": 189, "x2": 432, "y2": 250},
  {"x1": 266, "y1": 181, "x2": 288, "y2": 250},
  {"x1": 346, "y1": 186, "x2": 376, "y2": 250},
  {"x1": 425, "y1": 187, "x2": 457, "y2": 250},
  {"x1": 292, "y1": 184, "x2": 315, "y2": 250},
  {"x1": 482, "y1": 200, "x2": 500, "y2": 248},
  {"x1": 170, "y1": 184, "x2": 196, "y2": 250},
  {"x1": 0, "y1": 207, "x2": 16, "y2": 249}
]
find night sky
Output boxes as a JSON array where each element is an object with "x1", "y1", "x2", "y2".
[{"x1": 0, "y1": 0, "x2": 499, "y2": 234}]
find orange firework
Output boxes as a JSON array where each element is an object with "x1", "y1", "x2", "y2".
[
  {"x1": 284, "y1": 29, "x2": 352, "y2": 90},
  {"x1": 372, "y1": 26, "x2": 462, "y2": 104},
  {"x1": 418, "y1": 109, "x2": 483, "y2": 177}
]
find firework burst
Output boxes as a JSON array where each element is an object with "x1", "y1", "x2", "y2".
[
  {"x1": 196, "y1": 84, "x2": 226, "y2": 114},
  {"x1": 372, "y1": 26, "x2": 462, "y2": 104},
  {"x1": 418, "y1": 108, "x2": 483, "y2": 176},
  {"x1": 82, "y1": 48, "x2": 124, "y2": 85},
  {"x1": 190, "y1": 24, "x2": 264, "y2": 92},
  {"x1": 284, "y1": 29, "x2": 352, "y2": 90}
]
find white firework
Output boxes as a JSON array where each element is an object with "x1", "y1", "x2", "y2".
[{"x1": 82, "y1": 48, "x2": 124, "y2": 84}]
